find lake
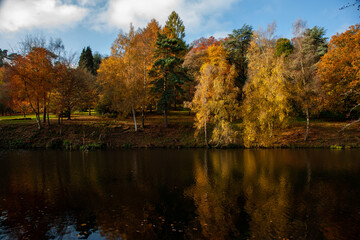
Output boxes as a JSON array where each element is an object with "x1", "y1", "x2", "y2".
[{"x1": 0, "y1": 149, "x2": 359, "y2": 239}]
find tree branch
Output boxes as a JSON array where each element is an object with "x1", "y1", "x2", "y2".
[
  {"x1": 349, "y1": 103, "x2": 360, "y2": 115},
  {"x1": 339, "y1": 118, "x2": 360, "y2": 132}
]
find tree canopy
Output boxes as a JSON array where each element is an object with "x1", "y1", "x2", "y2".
[{"x1": 317, "y1": 24, "x2": 360, "y2": 128}]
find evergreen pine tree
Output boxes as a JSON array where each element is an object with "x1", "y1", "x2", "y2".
[
  {"x1": 79, "y1": 46, "x2": 95, "y2": 75},
  {"x1": 223, "y1": 24, "x2": 253, "y2": 92},
  {"x1": 149, "y1": 32, "x2": 188, "y2": 128}
]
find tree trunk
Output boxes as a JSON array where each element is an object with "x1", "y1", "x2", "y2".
[
  {"x1": 67, "y1": 107, "x2": 71, "y2": 120},
  {"x1": 23, "y1": 112, "x2": 26, "y2": 118},
  {"x1": 141, "y1": 108, "x2": 145, "y2": 129},
  {"x1": 164, "y1": 108, "x2": 168, "y2": 128},
  {"x1": 58, "y1": 116, "x2": 62, "y2": 136},
  {"x1": 173, "y1": 99, "x2": 177, "y2": 111},
  {"x1": 35, "y1": 112, "x2": 41, "y2": 130},
  {"x1": 300, "y1": 58, "x2": 310, "y2": 142},
  {"x1": 88, "y1": 107, "x2": 91, "y2": 116},
  {"x1": 142, "y1": 59, "x2": 146, "y2": 129},
  {"x1": 164, "y1": 72, "x2": 168, "y2": 128},
  {"x1": 204, "y1": 117, "x2": 207, "y2": 146},
  {"x1": 132, "y1": 107, "x2": 138, "y2": 132},
  {"x1": 305, "y1": 107, "x2": 310, "y2": 141},
  {"x1": 47, "y1": 111, "x2": 50, "y2": 126},
  {"x1": 43, "y1": 105, "x2": 46, "y2": 123},
  {"x1": 36, "y1": 102, "x2": 41, "y2": 129}
]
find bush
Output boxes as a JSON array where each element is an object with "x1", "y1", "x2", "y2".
[{"x1": 95, "y1": 99, "x2": 115, "y2": 115}]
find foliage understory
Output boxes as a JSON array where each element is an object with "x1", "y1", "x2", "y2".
[{"x1": 1, "y1": 112, "x2": 360, "y2": 150}]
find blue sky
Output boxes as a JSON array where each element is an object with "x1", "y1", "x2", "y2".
[{"x1": 0, "y1": 0, "x2": 358, "y2": 58}]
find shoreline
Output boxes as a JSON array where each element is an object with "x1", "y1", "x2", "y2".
[{"x1": 1, "y1": 117, "x2": 359, "y2": 150}]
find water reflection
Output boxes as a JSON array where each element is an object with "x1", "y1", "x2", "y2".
[{"x1": 0, "y1": 149, "x2": 359, "y2": 239}]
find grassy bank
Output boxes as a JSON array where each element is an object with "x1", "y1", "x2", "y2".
[{"x1": 0, "y1": 111, "x2": 359, "y2": 150}]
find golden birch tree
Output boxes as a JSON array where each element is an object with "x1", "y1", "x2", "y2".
[
  {"x1": 98, "y1": 25, "x2": 143, "y2": 131},
  {"x1": 242, "y1": 24, "x2": 290, "y2": 147},
  {"x1": 191, "y1": 45, "x2": 239, "y2": 146},
  {"x1": 290, "y1": 19, "x2": 327, "y2": 140},
  {"x1": 137, "y1": 19, "x2": 161, "y2": 128}
]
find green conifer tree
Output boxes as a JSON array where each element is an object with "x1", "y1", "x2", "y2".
[
  {"x1": 149, "y1": 32, "x2": 188, "y2": 128},
  {"x1": 79, "y1": 46, "x2": 95, "y2": 75}
]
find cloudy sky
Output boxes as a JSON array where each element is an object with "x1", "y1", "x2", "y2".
[{"x1": 0, "y1": 0, "x2": 358, "y2": 56}]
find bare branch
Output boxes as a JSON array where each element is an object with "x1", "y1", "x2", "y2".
[
  {"x1": 339, "y1": 118, "x2": 360, "y2": 132},
  {"x1": 349, "y1": 103, "x2": 360, "y2": 115}
]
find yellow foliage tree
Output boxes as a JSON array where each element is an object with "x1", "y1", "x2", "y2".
[
  {"x1": 98, "y1": 25, "x2": 143, "y2": 131},
  {"x1": 137, "y1": 19, "x2": 161, "y2": 128},
  {"x1": 191, "y1": 45, "x2": 239, "y2": 146},
  {"x1": 242, "y1": 24, "x2": 290, "y2": 147}
]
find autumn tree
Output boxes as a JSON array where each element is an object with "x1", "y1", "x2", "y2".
[
  {"x1": 0, "y1": 66, "x2": 11, "y2": 115},
  {"x1": 223, "y1": 24, "x2": 253, "y2": 96},
  {"x1": 185, "y1": 37, "x2": 220, "y2": 79},
  {"x1": 183, "y1": 37, "x2": 220, "y2": 103},
  {"x1": 190, "y1": 45, "x2": 239, "y2": 146},
  {"x1": 242, "y1": 23, "x2": 290, "y2": 147},
  {"x1": 51, "y1": 62, "x2": 94, "y2": 121},
  {"x1": 9, "y1": 48, "x2": 55, "y2": 129},
  {"x1": 14, "y1": 36, "x2": 66, "y2": 122},
  {"x1": 317, "y1": 24, "x2": 360, "y2": 130},
  {"x1": 290, "y1": 19, "x2": 327, "y2": 140},
  {"x1": 1, "y1": 49, "x2": 33, "y2": 116},
  {"x1": 7, "y1": 69, "x2": 31, "y2": 117},
  {"x1": 0, "y1": 51, "x2": 14, "y2": 115},
  {"x1": 98, "y1": 25, "x2": 143, "y2": 131},
  {"x1": 97, "y1": 56, "x2": 122, "y2": 115},
  {"x1": 137, "y1": 19, "x2": 161, "y2": 128},
  {"x1": 149, "y1": 13, "x2": 188, "y2": 128}
]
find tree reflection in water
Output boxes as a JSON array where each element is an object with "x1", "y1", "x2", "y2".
[{"x1": 0, "y1": 149, "x2": 359, "y2": 239}]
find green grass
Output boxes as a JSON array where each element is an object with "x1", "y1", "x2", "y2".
[
  {"x1": 72, "y1": 110, "x2": 100, "y2": 117},
  {"x1": 0, "y1": 110, "x2": 99, "y2": 123},
  {"x1": 0, "y1": 114, "x2": 57, "y2": 121}
]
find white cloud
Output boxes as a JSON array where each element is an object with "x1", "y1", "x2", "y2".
[
  {"x1": 95, "y1": 0, "x2": 239, "y2": 34},
  {"x1": 210, "y1": 31, "x2": 230, "y2": 39},
  {"x1": 0, "y1": 0, "x2": 241, "y2": 35},
  {"x1": 0, "y1": 0, "x2": 88, "y2": 32}
]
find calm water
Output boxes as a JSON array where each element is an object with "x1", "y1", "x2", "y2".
[{"x1": 0, "y1": 149, "x2": 359, "y2": 240}]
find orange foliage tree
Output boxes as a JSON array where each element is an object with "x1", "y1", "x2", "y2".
[
  {"x1": 9, "y1": 48, "x2": 55, "y2": 129},
  {"x1": 137, "y1": 19, "x2": 161, "y2": 128},
  {"x1": 317, "y1": 24, "x2": 360, "y2": 130},
  {"x1": 0, "y1": 66, "x2": 13, "y2": 115},
  {"x1": 183, "y1": 37, "x2": 221, "y2": 102}
]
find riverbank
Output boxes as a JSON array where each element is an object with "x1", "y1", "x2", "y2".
[{"x1": 0, "y1": 112, "x2": 359, "y2": 150}]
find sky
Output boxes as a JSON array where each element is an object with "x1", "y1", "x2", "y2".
[{"x1": 0, "y1": 0, "x2": 358, "y2": 57}]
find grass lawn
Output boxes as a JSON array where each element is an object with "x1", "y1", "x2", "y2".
[
  {"x1": 0, "y1": 110, "x2": 99, "y2": 121},
  {"x1": 0, "y1": 110, "x2": 359, "y2": 149}
]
